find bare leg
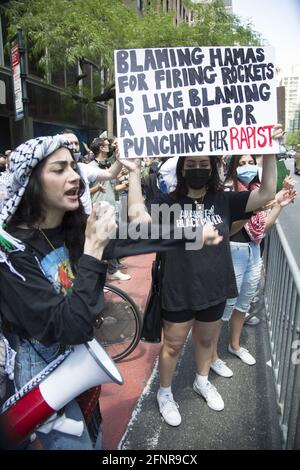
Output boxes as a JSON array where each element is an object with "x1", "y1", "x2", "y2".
[
  {"x1": 229, "y1": 308, "x2": 246, "y2": 350},
  {"x1": 228, "y1": 308, "x2": 256, "y2": 365},
  {"x1": 192, "y1": 320, "x2": 225, "y2": 411},
  {"x1": 192, "y1": 319, "x2": 222, "y2": 376},
  {"x1": 211, "y1": 320, "x2": 224, "y2": 362},
  {"x1": 159, "y1": 319, "x2": 193, "y2": 387}
]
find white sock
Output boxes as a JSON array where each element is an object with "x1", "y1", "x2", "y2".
[
  {"x1": 196, "y1": 374, "x2": 208, "y2": 388},
  {"x1": 158, "y1": 386, "x2": 172, "y2": 397}
]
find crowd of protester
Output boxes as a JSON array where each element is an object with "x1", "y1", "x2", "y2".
[{"x1": 0, "y1": 124, "x2": 297, "y2": 450}]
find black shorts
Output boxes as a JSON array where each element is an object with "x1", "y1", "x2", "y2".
[{"x1": 161, "y1": 301, "x2": 226, "y2": 323}]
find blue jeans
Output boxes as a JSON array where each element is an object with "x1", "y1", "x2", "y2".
[
  {"x1": 222, "y1": 242, "x2": 262, "y2": 321},
  {"x1": 107, "y1": 258, "x2": 119, "y2": 275},
  {"x1": 15, "y1": 339, "x2": 102, "y2": 450}
]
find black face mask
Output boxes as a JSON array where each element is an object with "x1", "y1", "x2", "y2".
[
  {"x1": 184, "y1": 168, "x2": 210, "y2": 190},
  {"x1": 0, "y1": 166, "x2": 6, "y2": 173},
  {"x1": 107, "y1": 144, "x2": 116, "y2": 159},
  {"x1": 97, "y1": 160, "x2": 111, "y2": 169}
]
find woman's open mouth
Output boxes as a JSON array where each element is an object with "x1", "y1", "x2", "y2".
[{"x1": 65, "y1": 187, "x2": 79, "y2": 200}]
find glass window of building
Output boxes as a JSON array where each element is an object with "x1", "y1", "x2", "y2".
[{"x1": 1, "y1": 14, "x2": 10, "y2": 67}]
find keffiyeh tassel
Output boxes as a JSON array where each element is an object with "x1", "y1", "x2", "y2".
[{"x1": 0, "y1": 225, "x2": 26, "y2": 281}]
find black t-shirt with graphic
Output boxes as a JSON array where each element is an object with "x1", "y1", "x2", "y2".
[
  {"x1": 151, "y1": 190, "x2": 250, "y2": 311},
  {"x1": 0, "y1": 226, "x2": 107, "y2": 345}
]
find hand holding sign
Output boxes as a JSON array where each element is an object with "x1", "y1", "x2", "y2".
[
  {"x1": 119, "y1": 157, "x2": 141, "y2": 173},
  {"x1": 115, "y1": 46, "x2": 278, "y2": 158},
  {"x1": 271, "y1": 123, "x2": 284, "y2": 142}
]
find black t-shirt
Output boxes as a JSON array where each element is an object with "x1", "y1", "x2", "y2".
[
  {"x1": 0, "y1": 226, "x2": 107, "y2": 345},
  {"x1": 151, "y1": 190, "x2": 250, "y2": 311}
]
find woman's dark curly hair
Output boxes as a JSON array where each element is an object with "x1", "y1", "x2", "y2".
[
  {"x1": 172, "y1": 156, "x2": 224, "y2": 200},
  {"x1": 225, "y1": 155, "x2": 259, "y2": 191},
  {"x1": 7, "y1": 150, "x2": 87, "y2": 274}
]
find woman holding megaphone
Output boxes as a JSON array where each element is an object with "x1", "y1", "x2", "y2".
[
  {"x1": 0, "y1": 135, "x2": 220, "y2": 449},
  {"x1": 0, "y1": 135, "x2": 119, "y2": 450}
]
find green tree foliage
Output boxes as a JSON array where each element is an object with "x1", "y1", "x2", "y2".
[
  {"x1": 4, "y1": 0, "x2": 138, "y2": 70},
  {"x1": 286, "y1": 130, "x2": 300, "y2": 147},
  {"x1": 3, "y1": 0, "x2": 263, "y2": 99},
  {"x1": 135, "y1": 0, "x2": 263, "y2": 49},
  {"x1": 185, "y1": 0, "x2": 263, "y2": 46}
]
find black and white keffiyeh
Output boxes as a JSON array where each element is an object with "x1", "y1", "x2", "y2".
[
  {"x1": 0, "y1": 135, "x2": 70, "y2": 225},
  {"x1": 0, "y1": 135, "x2": 71, "y2": 278}
]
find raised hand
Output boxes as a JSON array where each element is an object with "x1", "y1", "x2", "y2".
[
  {"x1": 119, "y1": 157, "x2": 141, "y2": 173},
  {"x1": 271, "y1": 124, "x2": 285, "y2": 142},
  {"x1": 84, "y1": 202, "x2": 117, "y2": 260},
  {"x1": 282, "y1": 175, "x2": 296, "y2": 191},
  {"x1": 97, "y1": 182, "x2": 106, "y2": 193},
  {"x1": 275, "y1": 189, "x2": 297, "y2": 207}
]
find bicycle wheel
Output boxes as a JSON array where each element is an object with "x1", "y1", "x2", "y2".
[{"x1": 94, "y1": 284, "x2": 142, "y2": 362}]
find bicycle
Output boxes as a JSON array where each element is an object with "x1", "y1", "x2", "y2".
[{"x1": 94, "y1": 283, "x2": 142, "y2": 362}]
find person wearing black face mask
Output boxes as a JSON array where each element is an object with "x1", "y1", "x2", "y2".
[
  {"x1": 122, "y1": 125, "x2": 284, "y2": 426},
  {"x1": 107, "y1": 140, "x2": 117, "y2": 160},
  {"x1": 60, "y1": 131, "x2": 122, "y2": 216},
  {"x1": 87, "y1": 136, "x2": 131, "y2": 281},
  {"x1": 184, "y1": 167, "x2": 211, "y2": 190}
]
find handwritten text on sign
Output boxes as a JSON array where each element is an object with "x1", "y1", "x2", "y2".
[{"x1": 115, "y1": 47, "x2": 278, "y2": 158}]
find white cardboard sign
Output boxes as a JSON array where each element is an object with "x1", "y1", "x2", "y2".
[{"x1": 115, "y1": 46, "x2": 279, "y2": 158}]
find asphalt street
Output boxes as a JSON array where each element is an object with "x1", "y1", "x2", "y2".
[{"x1": 278, "y1": 157, "x2": 300, "y2": 268}]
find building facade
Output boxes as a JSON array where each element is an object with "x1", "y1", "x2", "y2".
[
  {"x1": 133, "y1": 0, "x2": 193, "y2": 24},
  {"x1": 280, "y1": 65, "x2": 300, "y2": 132},
  {"x1": 0, "y1": 10, "x2": 107, "y2": 153},
  {"x1": 191, "y1": 0, "x2": 232, "y2": 14}
]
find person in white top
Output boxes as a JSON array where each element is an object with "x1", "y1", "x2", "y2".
[
  {"x1": 61, "y1": 131, "x2": 131, "y2": 282},
  {"x1": 157, "y1": 156, "x2": 179, "y2": 193},
  {"x1": 61, "y1": 131, "x2": 122, "y2": 215}
]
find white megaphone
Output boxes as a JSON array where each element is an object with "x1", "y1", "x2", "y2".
[{"x1": 0, "y1": 339, "x2": 123, "y2": 444}]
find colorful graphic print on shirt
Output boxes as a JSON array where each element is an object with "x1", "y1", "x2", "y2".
[{"x1": 40, "y1": 246, "x2": 75, "y2": 295}]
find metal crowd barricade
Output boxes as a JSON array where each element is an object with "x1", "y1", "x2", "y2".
[{"x1": 264, "y1": 222, "x2": 300, "y2": 449}]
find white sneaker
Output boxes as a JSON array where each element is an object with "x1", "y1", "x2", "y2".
[
  {"x1": 244, "y1": 313, "x2": 260, "y2": 325},
  {"x1": 157, "y1": 393, "x2": 182, "y2": 426},
  {"x1": 193, "y1": 379, "x2": 224, "y2": 411},
  {"x1": 228, "y1": 345, "x2": 256, "y2": 365},
  {"x1": 210, "y1": 359, "x2": 233, "y2": 378},
  {"x1": 107, "y1": 270, "x2": 131, "y2": 281}
]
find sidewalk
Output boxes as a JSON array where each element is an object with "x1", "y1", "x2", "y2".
[
  {"x1": 120, "y1": 296, "x2": 282, "y2": 450},
  {"x1": 100, "y1": 257, "x2": 282, "y2": 450},
  {"x1": 100, "y1": 253, "x2": 161, "y2": 450}
]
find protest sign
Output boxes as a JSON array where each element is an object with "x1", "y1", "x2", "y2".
[{"x1": 114, "y1": 46, "x2": 279, "y2": 158}]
